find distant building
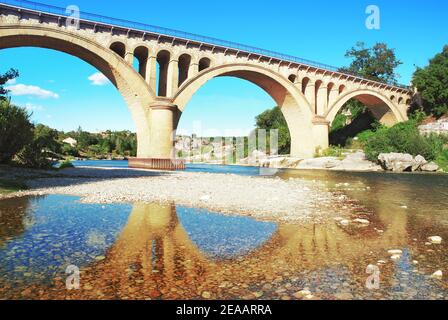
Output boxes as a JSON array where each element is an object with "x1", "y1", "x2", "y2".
[
  {"x1": 63, "y1": 137, "x2": 77, "y2": 147},
  {"x1": 419, "y1": 118, "x2": 448, "y2": 135}
]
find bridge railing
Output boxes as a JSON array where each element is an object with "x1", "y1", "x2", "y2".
[{"x1": 0, "y1": 0, "x2": 410, "y2": 90}]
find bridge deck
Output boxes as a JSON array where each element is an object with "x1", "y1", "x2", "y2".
[{"x1": 0, "y1": 0, "x2": 411, "y2": 93}]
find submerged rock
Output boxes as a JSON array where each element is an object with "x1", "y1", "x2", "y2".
[
  {"x1": 388, "y1": 249, "x2": 403, "y2": 255},
  {"x1": 431, "y1": 270, "x2": 443, "y2": 279},
  {"x1": 428, "y1": 236, "x2": 442, "y2": 244}
]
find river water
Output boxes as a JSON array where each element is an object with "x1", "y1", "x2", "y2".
[{"x1": 0, "y1": 161, "x2": 447, "y2": 300}]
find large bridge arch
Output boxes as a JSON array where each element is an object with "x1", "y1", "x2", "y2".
[
  {"x1": 173, "y1": 63, "x2": 318, "y2": 158},
  {"x1": 325, "y1": 89, "x2": 408, "y2": 126},
  {"x1": 0, "y1": 24, "x2": 156, "y2": 158}
]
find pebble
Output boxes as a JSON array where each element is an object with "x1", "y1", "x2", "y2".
[
  {"x1": 353, "y1": 218, "x2": 370, "y2": 225},
  {"x1": 201, "y1": 291, "x2": 211, "y2": 299},
  {"x1": 293, "y1": 289, "x2": 312, "y2": 299},
  {"x1": 390, "y1": 254, "x2": 401, "y2": 261},
  {"x1": 428, "y1": 236, "x2": 442, "y2": 244},
  {"x1": 431, "y1": 270, "x2": 443, "y2": 279},
  {"x1": 387, "y1": 249, "x2": 403, "y2": 255}
]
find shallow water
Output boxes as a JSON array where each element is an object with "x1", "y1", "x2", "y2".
[{"x1": 1, "y1": 162, "x2": 447, "y2": 300}]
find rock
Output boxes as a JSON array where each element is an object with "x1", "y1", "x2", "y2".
[
  {"x1": 388, "y1": 249, "x2": 403, "y2": 255},
  {"x1": 412, "y1": 155, "x2": 428, "y2": 171},
  {"x1": 390, "y1": 254, "x2": 401, "y2": 261},
  {"x1": 353, "y1": 218, "x2": 370, "y2": 225},
  {"x1": 293, "y1": 289, "x2": 312, "y2": 299},
  {"x1": 421, "y1": 162, "x2": 439, "y2": 172},
  {"x1": 339, "y1": 219, "x2": 351, "y2": 226},
  {"x1": 334, "y1": 292, "x2": 354, "y2": 300},
  {"x1": 431, "y1": 270, "x2": 443, "y2": 279},
  {"x1": 201, "y1": 291, "x2": 211, "y2": 299},
  {"x1": 378, "y1": 153, "x2": 414, "y2": 172},
  {"x1": 253, "y1": 291, "x2": 264, "y2": 298},
  {"x1": 428, "y1": 236, "x2": 442, "y2": 244}
]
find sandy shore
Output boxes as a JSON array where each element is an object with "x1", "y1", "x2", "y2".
[{"x1": 0, "y1": 165, "x2": 356, "y2": 223}]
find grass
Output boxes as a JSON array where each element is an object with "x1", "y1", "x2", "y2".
[
  {"x1": 314, "y1": 146, "x2": 347, "y2": 160},
  {"x1": 0, "y1": 178, "x2": 28, "y2": 195}
]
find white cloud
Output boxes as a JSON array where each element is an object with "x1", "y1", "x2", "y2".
[
  {"x1": 88, "y1": 72, "x2": 110, "y2": 86},
  {"x1": 5, "y1": 78, "x2": 16, "y2": 85},
  {"x1": 6, "y1": 84, "x2": 59, "y2": 99}
]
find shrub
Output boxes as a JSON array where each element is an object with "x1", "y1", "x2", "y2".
[
  {"x1": 435, "y1": 149, "x2": 448, "y2": 172},
  {"x1": 58, "y1": 160, "x2": 74, "y2": 170},
  {"x1": 363, "y1": 120, "x2": 447, "y2": 162},
  {"x1": 315, "y1": 146, "x2": 345, "y2": 159},
  {"x1": 0, "y1": 99, "x2": 34, "y2": 163},
  {"x1": 16, "y1": 140, "x2": 54, "y2": 169}
]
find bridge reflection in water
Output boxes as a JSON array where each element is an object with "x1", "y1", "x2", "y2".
[
  {"x1": 54, "y1": 197, "x2": 445, "y2": 300},
  {"x1": 0, "y1": 189, "x2": 446, "y2": 300}
]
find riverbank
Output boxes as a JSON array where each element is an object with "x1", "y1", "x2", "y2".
[{"x1": 0, "y1": 165, "x2": 362, "y2": 223}]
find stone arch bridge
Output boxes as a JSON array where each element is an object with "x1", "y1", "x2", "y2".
[{"x1": 0, "y1": 1, "x2": 413, "y2": 169}]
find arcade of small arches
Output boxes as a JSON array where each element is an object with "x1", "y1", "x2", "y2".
[{"x1": 0, "y1": 4, "x2": 413, "y2": 169}]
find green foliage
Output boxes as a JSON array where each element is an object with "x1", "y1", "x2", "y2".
[
  {"x1": 61, "y1": 144, "x2": 78, "y2": 157},
  {"x1": 58, "y1": 160, "x2": 74, "y2": 170},
  {"x1": 412, "y1": 45, "x2": 448, "y2": 117},
  {"x1": 0, "y1": 68, "x2": 19, "y2": 99},
  {"x1": 362, "y1": 120, "x2": 447, "y2": 162},
  {"x1": 435, "y1": 149, "x2": 448, "y2": 172},
  {"x1": 0, "y1": 178, "x2": 27, "y2": 194},
  {"x1": 255, "y1": 107, "x2": 291, "y2": 154},
  {"x1": 0, "y1": 99, "x2": 34, "y2": 164},
  {"x1": 315, "y1": 146, "x2": 345, "y2": 159},
  {"x1": 340, "y1": 42, "x2": 402, "y2": 84},
  {"x1": 61, "y1": 128, "x2": 137, "y2": 158}
]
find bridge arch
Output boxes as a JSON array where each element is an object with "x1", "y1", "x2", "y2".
[
  {"x1": 173, "y1": 63, "x2": 318, "y2": 158},
  {"x1": 325, "y1": 89, "x2": 407, "y2": 126},
  {"x1": 0, "y1": 24, "x2": 157, "y2": 157}
]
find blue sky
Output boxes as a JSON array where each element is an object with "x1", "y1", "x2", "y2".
[{"x1": 1, "y1": 0, "x2": 447, "y2": 134}]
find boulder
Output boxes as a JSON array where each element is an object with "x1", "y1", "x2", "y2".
[
  {"x1": 421, "y1": 162, "x2": 439, "y2": 172},
  {"x1": 412, "y1": 155, "x2": 428, "y2": 171},
  {"x1": 378, "y1": 153, "x2": 414, "y2": 172}
]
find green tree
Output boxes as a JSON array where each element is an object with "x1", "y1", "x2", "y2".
[
  {"x1": 255, "y1": 106, "x2": 291, "y2": 154},
  {"x1": 412, "y1": 45, "x2": 448, "y2": 117},
  {"x1": 16, "y1": 124, "x2": 61, "y2": 169},
  {"x1": 34, "y1": 124, "x2": 61, "y2": 154},
  {"x1": 0, "y1": 69, "x2": 19, "y2": 100},
  {"x1": 0, "y1": 99, "x2": 34, "y2": 164},
  {"x1": 340, "y1": 42, "x2": 402, "y2": 84},
  {"x1": 331, "y1": 42, "x2": 403, "y2": 145}
]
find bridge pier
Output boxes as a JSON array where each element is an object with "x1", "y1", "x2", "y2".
[
  {"x1": 312, "y1": 117, "x2": 330, "y2": 152},
  {"x1": 130, "y1": 102, "x2": 185, "y2": 171}
]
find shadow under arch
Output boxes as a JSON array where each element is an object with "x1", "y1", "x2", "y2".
[
  {"x1": 173, "y1": 63, "x2": 317, "y2": 158},
  {"x1": 0, "y1": 24, "x2": 156, "y2": 157},
  {"x1": 325, "y1": 89, "x2": 407, "y2": 126}
]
